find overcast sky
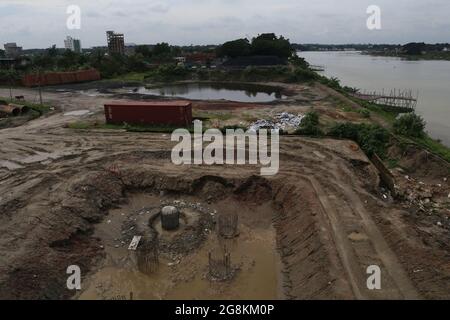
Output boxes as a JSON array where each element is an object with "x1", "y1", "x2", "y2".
[{"x1": 1, "y1": 0, "x2": 449, "y2": 49}]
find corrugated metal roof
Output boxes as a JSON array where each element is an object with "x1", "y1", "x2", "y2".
[
  {"x1": 105, "y1": 101, "x2": 191, "y2": 107},
  {"x1": 104, "y1": 101, "x2": 193, "y2": 126}
]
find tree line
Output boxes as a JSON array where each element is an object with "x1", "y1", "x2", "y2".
[
  {"x1": 217, "y1": 33, "x2": 294, "y2": 59},
  {"x1": 1, "y1": 33, "x2": 301, "y2": 81}
]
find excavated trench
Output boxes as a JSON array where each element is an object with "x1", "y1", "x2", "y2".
[{"x1": 69, "y1": 170, "x2": 345, "y2": 300}]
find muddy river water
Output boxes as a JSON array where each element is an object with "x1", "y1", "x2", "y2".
[
  {"x1": 298, "y1": 51, "x2": 450, "y2": 146},
  {"x1": 78, "y1": 193, "x2": 283, "y2": 300}
]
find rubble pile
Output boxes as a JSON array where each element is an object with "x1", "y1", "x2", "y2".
[
  {"x1": 394, "y1": 173, "x2": 450, "y2": 229},
  {"x1": 249, "y1": 112, "x2": 304, "y2": 132}
]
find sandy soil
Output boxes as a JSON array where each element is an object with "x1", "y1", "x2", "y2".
[{"x1": 0, "y1": 84, "x2": 449, "y2": 300}]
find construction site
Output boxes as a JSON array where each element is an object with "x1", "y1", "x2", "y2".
[{"x1": 0, "y1": 78, "x2": 449, "y2": 301}]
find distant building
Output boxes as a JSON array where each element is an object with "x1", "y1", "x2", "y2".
[
  {"x1": 3, "y1": 43, "x2": 23, "y2": 58},
  {"x1": 0, "y1": 58, "x2": 17, "y2": 69},
  {"x1": 0, "y1": 57, "x2": 30, "y2": 70},
  {"x1": 175, "y1": 56, "x2": 186, "y2": 66},
  {"x1": 185, "y1": 52, "x2": 216, "y2": 66},
  {"x1": 64, "y1": 36, "x2": 82, "y2": 53},
  {"x1": 106, "y1": 31, "x2": 125, "y2": 55}
]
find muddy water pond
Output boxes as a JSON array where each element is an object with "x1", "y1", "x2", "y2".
[
  {"x1": 78, "y1": 193, "x2": 283, "y2": 300},
  {"x1": 134, "y1": 82, "x2": 287, "y2": 103}
]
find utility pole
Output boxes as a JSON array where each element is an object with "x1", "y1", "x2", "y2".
[
  {"x1": 9, "y1": 81, "x2": 13, "y2": 101},
  {"x1": 37, "y1": 68, "x2": 43, "y2": 106},
  {"x1": 8, "y1": 67, "x2": 13, "y2": 101}
]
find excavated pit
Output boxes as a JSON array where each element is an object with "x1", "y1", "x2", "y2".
[
  {"x1": 71, "y1": 171, "x2": 346, "y2": 300},
  {"x1": 79, "y1": 192, "x2": 282, "y2": 299}
]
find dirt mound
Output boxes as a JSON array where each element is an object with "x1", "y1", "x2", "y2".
[{"x1": 388, "y1": 144, "x2": 450, "y2": 181}]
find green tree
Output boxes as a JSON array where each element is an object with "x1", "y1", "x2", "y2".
[
  {"x1": 47, "y1": 45, "x2": 58, "y2": 57},
  {"x1": 0, "y1": 69, "x2": 20, "y2": 99},
  {"x1": 33, "y1": 54, "x2": 54, "y2": 70},
  {"x1": 402, "y1": 42, "x2": 426, "y2": 55},
  {"x1": 251, "y1": 33, "x2": 294, "y2": 58},
  {"x1": 126, "y1": 53, "x2": 148, "y2": 72},
  {"x1": 89, "y1": 49, "x2": 107, "y2": 67},
  {"x1": 153, "y1": 42, "x2": 171, "y2": 56},
  {"x1": 289, "y1": 55, "x2": 309, "y2": 68},
  {"x1": 135, "y1": 45, "x2": 152, "y2": 58},
  {"x1": 217, "y1": 39, "x2": 252, "y2": 58},
  {"x1": 328, "y1": 123, "x2": 390, "y2": 157},
  {"x1": 393, "y1": 113, "x2": 426, "y2": 138},
  {"x1": 295, "y1": 111, "x2": 323, "y2": 136},
  {"x1": 58, "y1": 50, "x2": 82, "y2": 70}
]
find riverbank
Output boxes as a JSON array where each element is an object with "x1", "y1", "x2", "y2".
[
  {"x1": 364, "y1": 51, "x2": 450, "y2": 61},
  {"x1": 298, "y1": 51, "x2": 450, "y2": 147}
]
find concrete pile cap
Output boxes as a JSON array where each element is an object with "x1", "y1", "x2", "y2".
[
  {"x1": 162, "y1": 206, "x2": 179, "y2": 215},
  {"x1": 161, "y1": 206, "x2": 180, "y2": 231}
]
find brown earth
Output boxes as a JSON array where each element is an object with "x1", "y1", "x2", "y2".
[{"x1": 0, "y1": 84, "x2": 449, "y2": 300}]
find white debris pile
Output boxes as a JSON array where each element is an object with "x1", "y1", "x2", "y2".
[
  {"x1": 276, "y1": 112, "x2": 304, "y2": 129},
  {"x1": 249, "y1": 112, "x2": 304, "y2": 132}
]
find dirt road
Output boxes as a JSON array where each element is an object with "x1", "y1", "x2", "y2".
[{"x1": 0, "y1": 86, "x2": 449, "y2": 299}]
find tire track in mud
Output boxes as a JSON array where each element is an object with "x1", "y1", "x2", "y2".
[
  {"x1": 277, "y1": 138, "x2": 420, "y2": 299},
  {"x1": 272, "y1": 178, "x2": 355, "y2": 299},
  {"x1": 319, "y1": 152, "x2": 421, "y2": 299},
  {"x1": 329, "y1": 173, "x2": 420, "y2": 299}
]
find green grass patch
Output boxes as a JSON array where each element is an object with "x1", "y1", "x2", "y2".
[
  {"x1": 193, "y1": 111, "x2": 233, "y2": 122},
  {"x1": 295, "y1": 111, "x2": 324, "y2": 136},
  {"x1": 0, "y1": 96, "x2": 52, "y2": 123},
  {"x1": 123, "y1": 123, "x2": 189, "y2": 133},
  {"x1": 111, "y1": 72, "x2": 149, "y2": 82},
  {"x1": 241, "y1": 112, "x2": 258, "y2": 122},
  {"x1": 348, "y1": 98, "x2": 399, "y2": 124},
  {"x1": 66, "y1": 121, "x2": 199, "y2": 133},
  {"x1": 386, "y1": 158, "x2": 400, "y2": 169},
  {"x1": 0, "y1": 96, "x2": 52, "y2": 114},
  {"x1": 412, "y1": 135, "x2": 450, "y2": 163},
  {"x1": 67, "y1": 121, "x2": 93, "y2": 130},
  {"x1": 328, "y1": 122, "x2": 390, "y2": 157}
]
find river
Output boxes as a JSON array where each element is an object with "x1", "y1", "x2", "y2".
[{"x1": 298, "y1": 51, "x2": 450, "y2": 146}]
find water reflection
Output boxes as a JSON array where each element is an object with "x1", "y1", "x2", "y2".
[{"x1": 136, "y1": 83, "x2": 286, "y2": 103}]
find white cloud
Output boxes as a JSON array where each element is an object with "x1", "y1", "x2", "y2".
[{"x1": 0, "y1": 0, "x2": 449, "y2": 49}]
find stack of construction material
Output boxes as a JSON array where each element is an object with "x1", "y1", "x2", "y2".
[
  {"x1": 104, "y1": 101, "x2": 193, "y2": 127},
  {"x1": 22, "y1": 69, "x2": 101, "y2": 87},
  {"x1": 0, "y1": 101, "x2": 29, "y2": 118}
]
